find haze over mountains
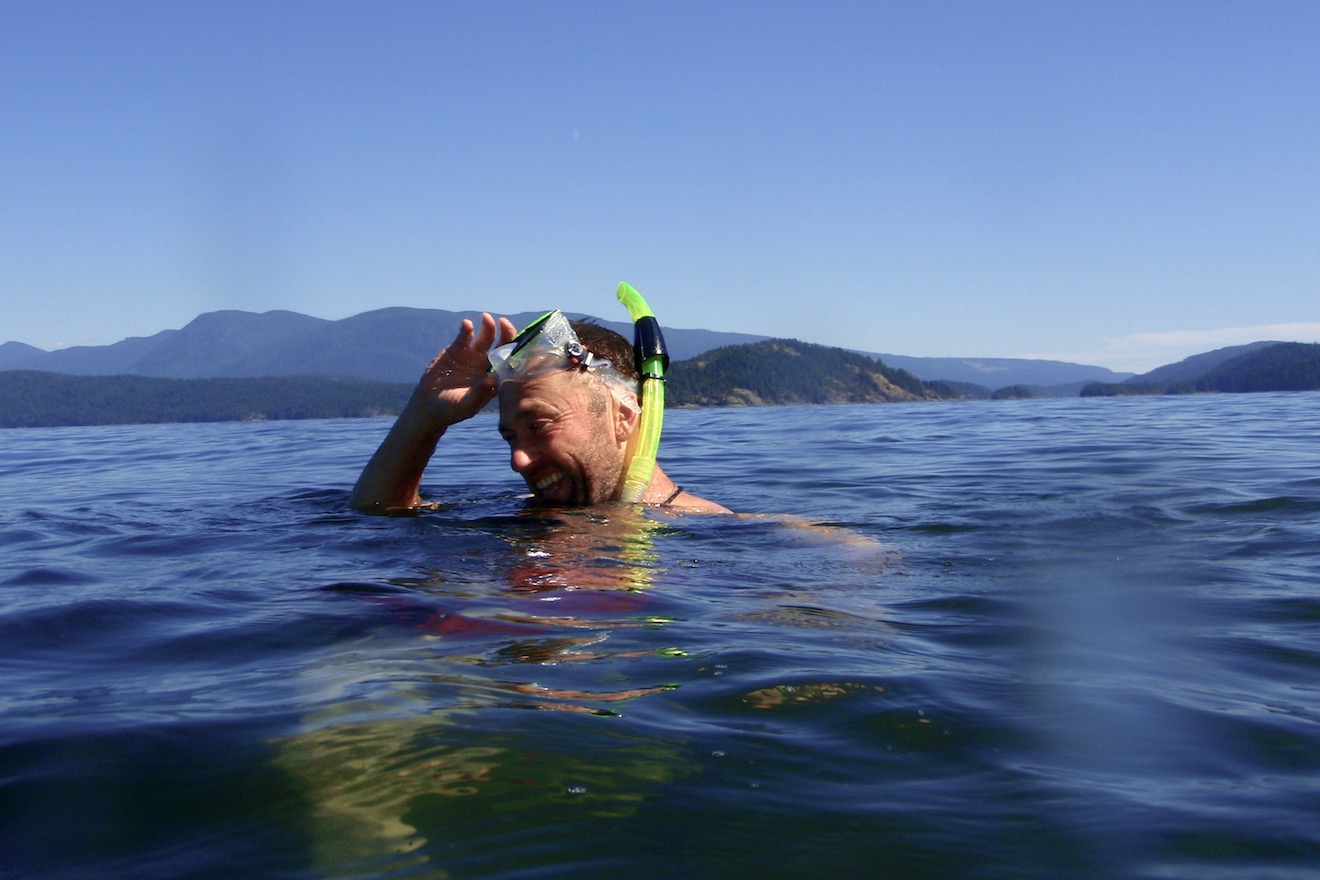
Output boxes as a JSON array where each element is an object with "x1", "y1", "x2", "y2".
[{"x1": 0, "y1": 307, "x2": 1132, "y2": 390}]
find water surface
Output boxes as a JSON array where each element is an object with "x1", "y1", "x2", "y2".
[{"x1": 3, "y1": 395, "x2": 1319, "y2": 878}]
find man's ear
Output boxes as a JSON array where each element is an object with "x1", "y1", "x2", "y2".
[{"x1": 614, "y1": 396, "x2": 641, "y2": 443}]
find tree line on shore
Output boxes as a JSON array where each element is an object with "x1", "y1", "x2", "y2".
[
  {"x1": 0, "y1": 373, "x2": 412, "y2": 428},
  {"x1": 0, "y1": 339, "x2": 955, "y2": 428},
  {"x1": 4, "y1": 339, "x2": 1319, "y2": 429}
]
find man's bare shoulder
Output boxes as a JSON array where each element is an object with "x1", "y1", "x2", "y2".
[{"x1": 663, "y1": 489, "x2": 731, "y2": 514}]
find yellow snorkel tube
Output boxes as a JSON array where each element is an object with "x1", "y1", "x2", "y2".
[{"x1": 616, "y1": 282, "x2": 668, "y2": 503}]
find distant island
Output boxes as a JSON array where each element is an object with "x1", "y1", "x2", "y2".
[
  {"x1": 1080, "y1": 342, "x2": 1320, "y2": 397},
  {"x1": 666, "y1": 339, "x2": 952, "y2": 406},
  {"x1": 3, "y1": 308, "x2": 1319, "y2": 428}
]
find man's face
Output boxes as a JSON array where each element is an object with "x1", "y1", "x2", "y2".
[{"x1": 497, "y1": 371, "x2": 633, "y2": 506}]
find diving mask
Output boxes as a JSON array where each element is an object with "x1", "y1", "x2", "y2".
[{"x1": 488, "y1": 309, "x2": 640, "y2": 410}]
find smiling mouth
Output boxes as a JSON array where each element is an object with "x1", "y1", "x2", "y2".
[{"x1": 534, "y1": 471, "x2": 565, "y2": 497}]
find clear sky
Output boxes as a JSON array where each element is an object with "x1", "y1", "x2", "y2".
[{"x1": 4, "y1": 1, "x2": 1319, "y2": 373}]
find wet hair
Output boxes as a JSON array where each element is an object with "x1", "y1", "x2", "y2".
[{"x1": 570, "y1": 320, "x2": 639, "y2": 384}]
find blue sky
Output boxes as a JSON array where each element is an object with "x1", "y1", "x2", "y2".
[{"x1": 4, "y1": 1, "x2": 1318, "y2": 373}]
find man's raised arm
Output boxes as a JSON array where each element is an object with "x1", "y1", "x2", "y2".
[{"x1": 350, "y1": 312, "x2": 515, "y2": 512}]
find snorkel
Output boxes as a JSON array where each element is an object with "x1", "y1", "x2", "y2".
[{"x1": 616, "y1": 281, "x2": 668, "y2": 503}]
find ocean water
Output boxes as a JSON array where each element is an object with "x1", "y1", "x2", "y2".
[{"x1": 2, "y1": 394, "x2": 1319, "y2": 879}]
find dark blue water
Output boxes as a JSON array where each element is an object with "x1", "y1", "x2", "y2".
[{"x1": 3, "y1": 394, "x2": 1319, "y2": 879}]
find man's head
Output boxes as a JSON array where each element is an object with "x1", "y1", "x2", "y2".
[{"x1": 493, "y1": 318, "x2": 643, "y2": 505}]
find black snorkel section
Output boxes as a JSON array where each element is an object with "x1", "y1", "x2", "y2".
[{"x1": 631, "y1": 314, "x2": 669, "y2": 379}]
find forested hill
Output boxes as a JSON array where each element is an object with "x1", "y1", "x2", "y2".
[
  {"x1": 666, "y1": 339, "x2": 951, "y2": 406},
  {"x1": 1, "y1": 339, "x2": 957, "y2": 428},
  {"x1": 8, "y1": 339, "x2": 1315, "y2": 428},
  {"x1": 1081, "y1": 342, "x2": 1320, "y2": 396}
]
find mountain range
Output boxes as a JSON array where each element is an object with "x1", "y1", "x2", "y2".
[
  {"x1": 4, "y1": 311, "x2": 1316, "y2": 429},
  {"x1": 0, "y1": 307, "x2": 1131, "y2": 390}
]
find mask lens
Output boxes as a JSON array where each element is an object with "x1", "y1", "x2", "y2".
[
  {"x1": 487, "y1": 310, "x2": 640, "y2": 412},
  {"x1": 489, "y1": 310, "x2": 580, "y2": 382},
  {"x1": 507, "y1": 311, "x2": 556, "y2": 358}
]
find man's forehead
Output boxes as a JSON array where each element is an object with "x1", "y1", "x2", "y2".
[{"x1": 497, "y1": 371, "x2": 587, "y2": 415}]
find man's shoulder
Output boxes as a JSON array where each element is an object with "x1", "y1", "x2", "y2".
[{"x1": 668, "y1": 490, "x2": 731, "y2": 514}]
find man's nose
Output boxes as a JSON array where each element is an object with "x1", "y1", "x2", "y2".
[{"x1": 510, "y1": 443, "x2": 533, "y2": 474}]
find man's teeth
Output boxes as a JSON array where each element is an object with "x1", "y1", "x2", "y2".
[{"x1": 535, "y1": 472, "x2": 562, "y2": 492}]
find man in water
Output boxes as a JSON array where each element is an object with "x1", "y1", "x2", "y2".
[{"x1": 351, "y1": 311, "x2": 729, "y2": 514}]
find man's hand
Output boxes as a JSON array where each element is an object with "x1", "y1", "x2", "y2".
[
  {"x1": 350, "y1": 312, "x2": 515, "y2": 511},
  {"x1": 410, "y1": 313, "x2": 518, "y2": 428}
]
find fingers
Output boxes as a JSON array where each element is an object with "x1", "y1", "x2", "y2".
[
  {"x1": 446, "y1": 313, "x2": 513, "y2": 360},
  {"x1": 452, "y1": 318, "x2": 476, "y2": 349},
  {"x1": 470, "y1": 313, "x2": 517, "y2": 352},
  {"x1": 471, "y1": 312, "x2": 499, "y2": 352},
  {"x1": 415, "y1": 312, "x2": 511, "y2": 418}
]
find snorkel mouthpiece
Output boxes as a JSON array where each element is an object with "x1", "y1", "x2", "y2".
[{"x1": 616, "y1": 282, "x2": 667, "y2": 503}]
